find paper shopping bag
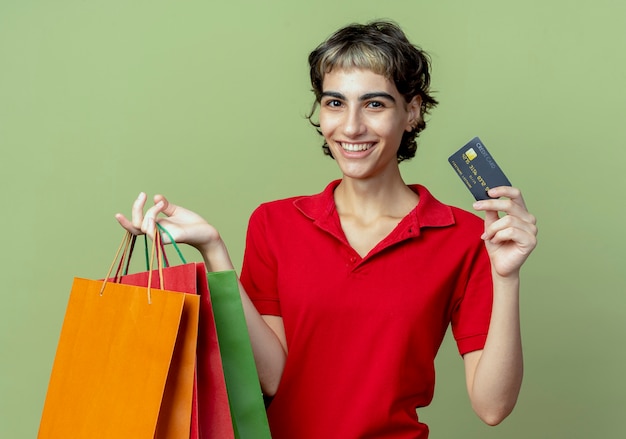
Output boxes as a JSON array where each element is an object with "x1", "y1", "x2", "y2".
[
  {"x1": 116, "y1": 226, "x2": 235, "y2": 438},
  {"x1": 208, "y1": 270, "x2": 272, "y2": 439},
  {"x1": 38, "y1": 278, "x2": 196, "y2": 438},
  {"x1": 120, "y1": 263, "x2": 202, "y2": 439},
  {"x1": 120, "y1": 262, "x2": 235, "y2": 439}
]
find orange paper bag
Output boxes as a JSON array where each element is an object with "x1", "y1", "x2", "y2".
[{"x1": 38, "y1": 232, "x2": 200, "y2": 439}]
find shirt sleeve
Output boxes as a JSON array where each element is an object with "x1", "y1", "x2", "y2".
[
  {"x1": 240, "y1": 204, "x2": 282, "y2": 316},
  {"x1": 451, "y1": 239, "x2": 494, "y2": 356}
]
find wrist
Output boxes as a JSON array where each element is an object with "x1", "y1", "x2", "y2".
[
  {"x1": 197, "y1": 238, "x2": 234, "y2": 272},
  {"x1": 491, "y1": 268, "x2": 521, "y2": 291}
]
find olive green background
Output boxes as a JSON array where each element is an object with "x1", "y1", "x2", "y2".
[{"x1": 2, "y1": 0, "x2": 624, "y2": 437}]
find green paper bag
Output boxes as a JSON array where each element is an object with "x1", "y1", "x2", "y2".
[{"x1": 207, "y1": 270, "x2": 272, "y2": 439}]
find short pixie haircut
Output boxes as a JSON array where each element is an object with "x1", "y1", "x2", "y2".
[{"x1": 307, "y1": 21, "x2": 438, "y2": 162}]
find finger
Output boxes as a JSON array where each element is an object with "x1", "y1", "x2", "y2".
[
  {"x1": 481, "y1": 210, "x2": 502, "y2": 240},
  {"x1": 153, "y1": 194, "x2": 178, "y2": 217},
  {"x1": 483, "y1": 214, "x2": 538, "y2": 241},
  {"x1": 483, "y1": 210, "x2": 500, "y2": 229},
  {"x1": 141, "y1": 200, "x2": 166, "y2": 237},
  {"x1": 486, "y1": 226, "x2": 538, "y2": 252},
  {"x1": 488, "y1": 186, "x2": 531, "y2": 216},
  {"x1": 474, "y1": 198, "x2": 536, "y2": 225},
  {"x1": 114, "y1": 213, "x2": 142, "y2": 235},
  {"x1": 487, "y1": 186, "x2": 525, "y2": 205},
  {"x1": 131, "y1": 192, "x2": 148, "y2": 230}
]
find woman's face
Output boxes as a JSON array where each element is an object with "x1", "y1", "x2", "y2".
[{"x1": 319, "y1": 68, "x2": 419, "y2": 181}]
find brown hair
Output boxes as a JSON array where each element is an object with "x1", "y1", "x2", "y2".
[{"x1": 307, "y1": 20, "x2": 438, "y2": 162}]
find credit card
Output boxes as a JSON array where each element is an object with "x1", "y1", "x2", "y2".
[{"x1": 448, "y1": 137, "x2": 511, "y2": 200}]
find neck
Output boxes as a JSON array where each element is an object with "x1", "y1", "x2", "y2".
[{"x1": 334, "y1": 171, "x2": 419, "y2": 220}]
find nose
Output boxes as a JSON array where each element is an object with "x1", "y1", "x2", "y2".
[{"x1": 342, "y1": 107, "x2": 366, "y2": 138}]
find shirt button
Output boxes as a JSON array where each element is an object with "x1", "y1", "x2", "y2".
[{"x1": 350, "y1": 256, "x2": 357, "y2": 263}]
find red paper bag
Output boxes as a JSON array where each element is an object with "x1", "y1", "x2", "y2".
[{"x1": 120, "y1": 262, "x2": 235, "y2": 439}]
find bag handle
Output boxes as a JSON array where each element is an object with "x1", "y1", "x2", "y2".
[
  {"x1": 116, "y1": 225, "x2": 187, "y2": 277},
  {"x1": 145, "y1": 226, "x2": 163, "y2": 303},
  {"x1": 99, "y1": 227, "x2": 159, "y2": 304},
  {"x1": 100, "y1": 224, "x2": 188, "y2": 303},
  {"x1": 156, "y1": 223, "x2": 187, "y2": 266}
]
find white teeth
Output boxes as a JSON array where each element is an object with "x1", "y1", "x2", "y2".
[{"x1": 340, "y1": 142, "x2": 373, "y2": 152}]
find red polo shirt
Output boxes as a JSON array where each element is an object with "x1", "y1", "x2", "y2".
[{"x1": 240, "y1": 180, "x2": 493, "y2": 438}]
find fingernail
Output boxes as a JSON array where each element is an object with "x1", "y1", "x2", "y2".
[{"x1": 473, "y1": 202, "x2": 482, "y2": 209}]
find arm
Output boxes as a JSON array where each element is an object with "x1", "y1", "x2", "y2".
[
  {"x1": 464, "y1": 186, "x2": 538, "y2": 425},
  {"x1": 115, "y1": 193, "x2": 287, "y2": 395}
]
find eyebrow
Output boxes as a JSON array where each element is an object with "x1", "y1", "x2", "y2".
[{"x1": 321, "y1": 91, "x2": 397, "y2": 103}]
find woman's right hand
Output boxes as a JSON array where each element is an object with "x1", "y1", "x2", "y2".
[{"x1": 115, "y1": 192, "x2": 221, "y2": 254}]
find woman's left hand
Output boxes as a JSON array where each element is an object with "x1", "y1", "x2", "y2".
[{"x1": 472, "y1": 186, "x2": 538, "y2": 278}]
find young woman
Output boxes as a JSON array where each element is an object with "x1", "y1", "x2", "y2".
[{"x1": 116, "y1": 21, "x2": 537, "y2": 439}]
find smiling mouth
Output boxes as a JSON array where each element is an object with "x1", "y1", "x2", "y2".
[{"x1": 340, "y1": 142, "x2": 375, "y2": 152}]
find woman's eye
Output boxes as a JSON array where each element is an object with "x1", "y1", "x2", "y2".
[
  {"x1": 325, "y1": 99, "x2": 342, "y2": 107},
  {"x1": 367, "y1": 101, "x2": 384, "y2": 109}
]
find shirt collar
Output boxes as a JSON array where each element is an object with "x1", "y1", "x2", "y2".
[{"x1": 294, "y1": 179, "x2": 455, "y2": 232}]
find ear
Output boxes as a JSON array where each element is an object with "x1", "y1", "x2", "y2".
[{"x1": 405, "y1": 95, "x2": 422, "y2": 132}]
